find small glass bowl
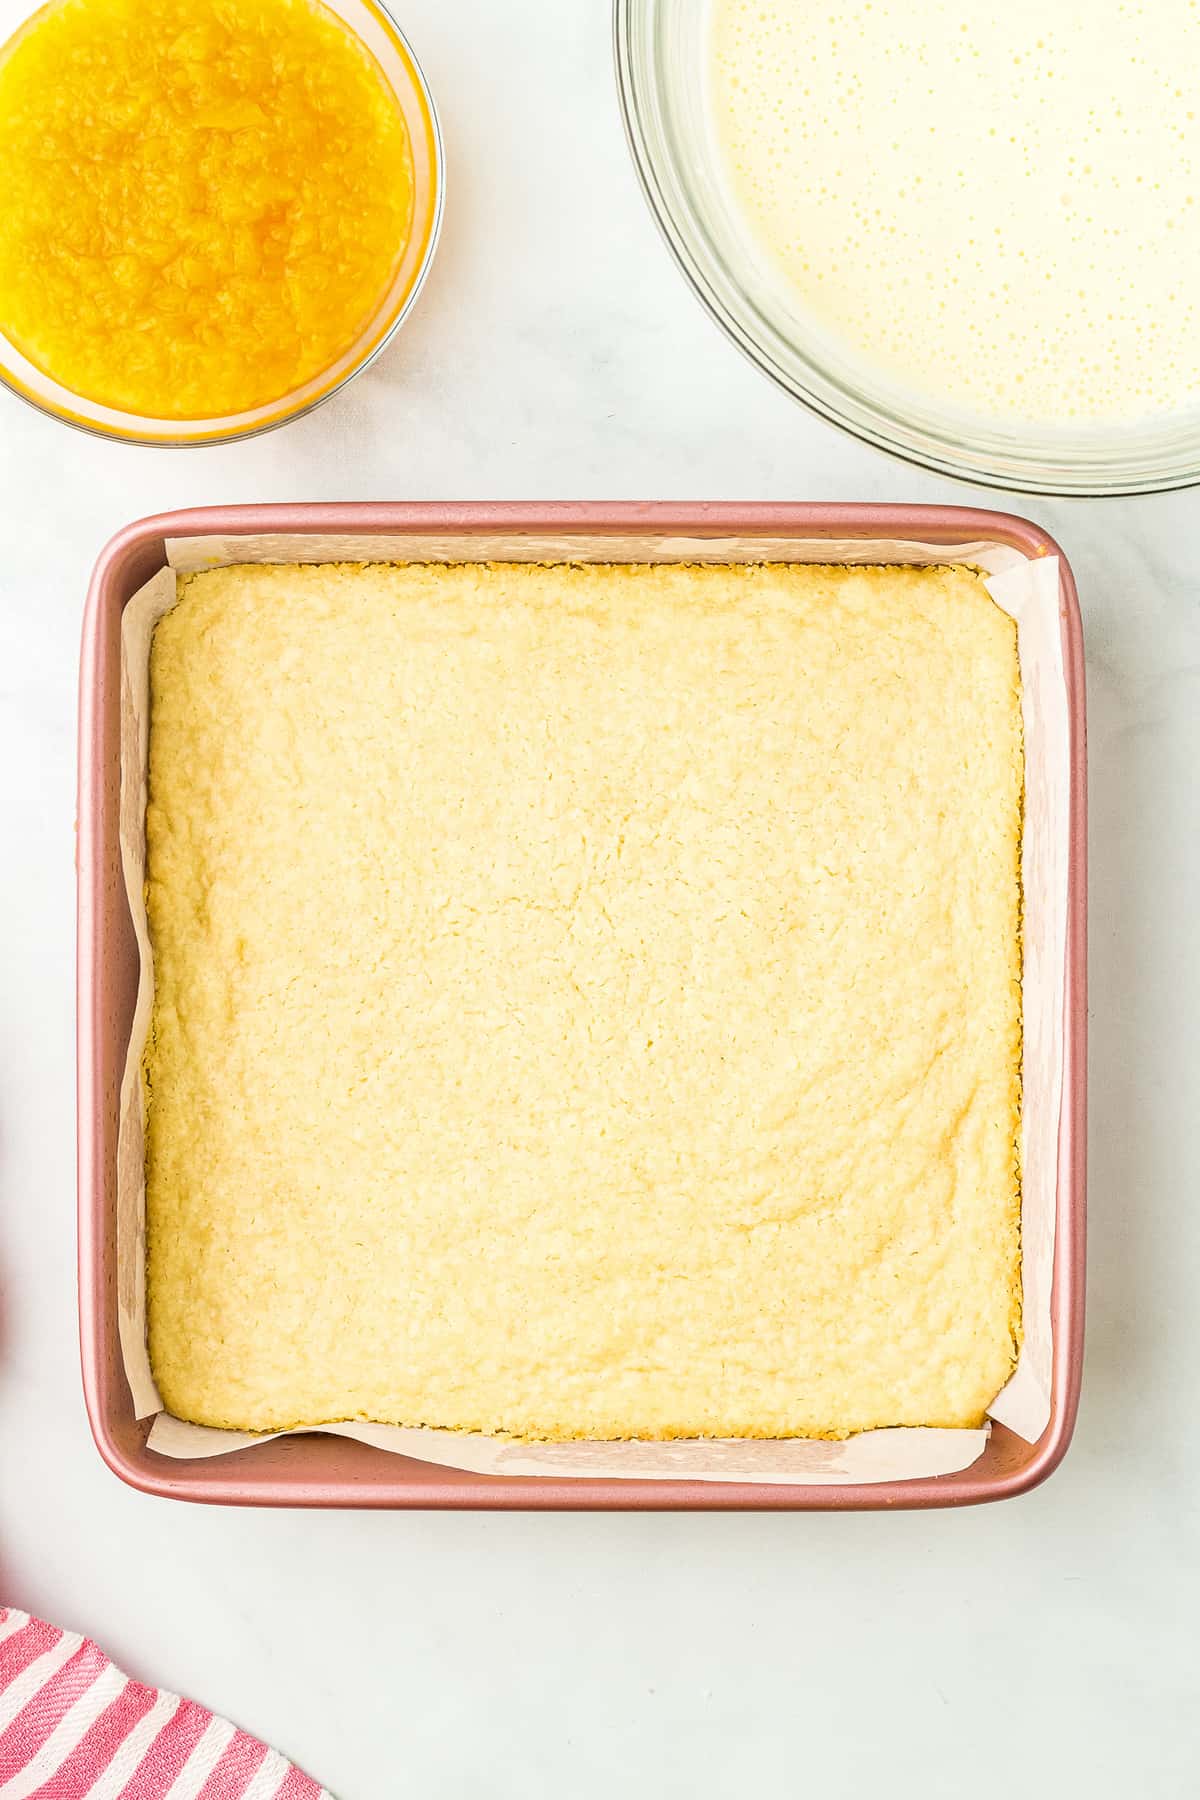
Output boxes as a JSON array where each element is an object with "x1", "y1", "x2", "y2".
[
  {"x1": 614, "y1": 0, "x2": 1200, "y2": 496},
  {"x1": 0, "y1": 0, "x2": 443, "y2": 446}
]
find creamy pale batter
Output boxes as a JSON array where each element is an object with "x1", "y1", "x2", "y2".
[
  {"x1": 144, "y1": 560, "x2": 1022, "y2": 1440},
  {"x1": 710, "y1": 0, "x2": 1200, "y2": 424}
]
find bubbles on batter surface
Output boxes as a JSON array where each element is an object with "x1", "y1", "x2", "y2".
[{"x1": 710, "y1": 0, "x2": 1200, "y2": 423}]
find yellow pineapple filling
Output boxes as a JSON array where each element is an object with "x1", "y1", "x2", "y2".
[{"x1": 0, "y1": 0, "x2": 417, "y2": 419}]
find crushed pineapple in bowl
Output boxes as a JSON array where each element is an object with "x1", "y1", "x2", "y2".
[{"x1": 0, "y1": 0, "x2": 442, "y2": 442}]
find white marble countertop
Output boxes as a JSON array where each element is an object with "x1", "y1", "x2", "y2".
[{"x1": 1, "y1": 4, "x2": 1197, "y2": 1795}]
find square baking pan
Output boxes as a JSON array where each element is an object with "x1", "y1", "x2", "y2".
[{"x1": 78, "y1": 501, "x2": 1087, "y2": 1509}]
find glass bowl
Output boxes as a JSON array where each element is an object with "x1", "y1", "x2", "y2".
[
  {"x1": 614, "y1": 0, "x2": 1200, "y2": 496},
  {"x1": 0, "y1": 0, "x2": 443, "y2": 447}
]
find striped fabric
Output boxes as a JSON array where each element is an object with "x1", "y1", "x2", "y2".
[{"x1": 0, "y1": 1611, "x2": 329, "y2": 1800}]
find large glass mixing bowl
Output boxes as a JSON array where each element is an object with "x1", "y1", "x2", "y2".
[{"x1": 614, "y1": 0, "x2": 1200, "y2": 495}]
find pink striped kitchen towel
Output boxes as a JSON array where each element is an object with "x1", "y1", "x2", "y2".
[{"x1": 0, "y1": 1609, "x2": 330, "y2": 1799}]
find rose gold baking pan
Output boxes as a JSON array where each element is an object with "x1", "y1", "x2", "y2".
[{"x1": 78, "y1": 502, "x2": 1086, "y2": 1509}]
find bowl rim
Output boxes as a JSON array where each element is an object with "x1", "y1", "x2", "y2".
[
  {"x1": 0, "y1": 0, "x2": 445, "y2": 448},
  {"x1": 612, "y1": 0, "x2": 1200, "y2": 498}
]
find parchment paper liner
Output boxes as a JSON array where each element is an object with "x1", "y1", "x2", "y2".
[{"x1": 117, "y1": 531, "x2": 1066, "y2": 1484}]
